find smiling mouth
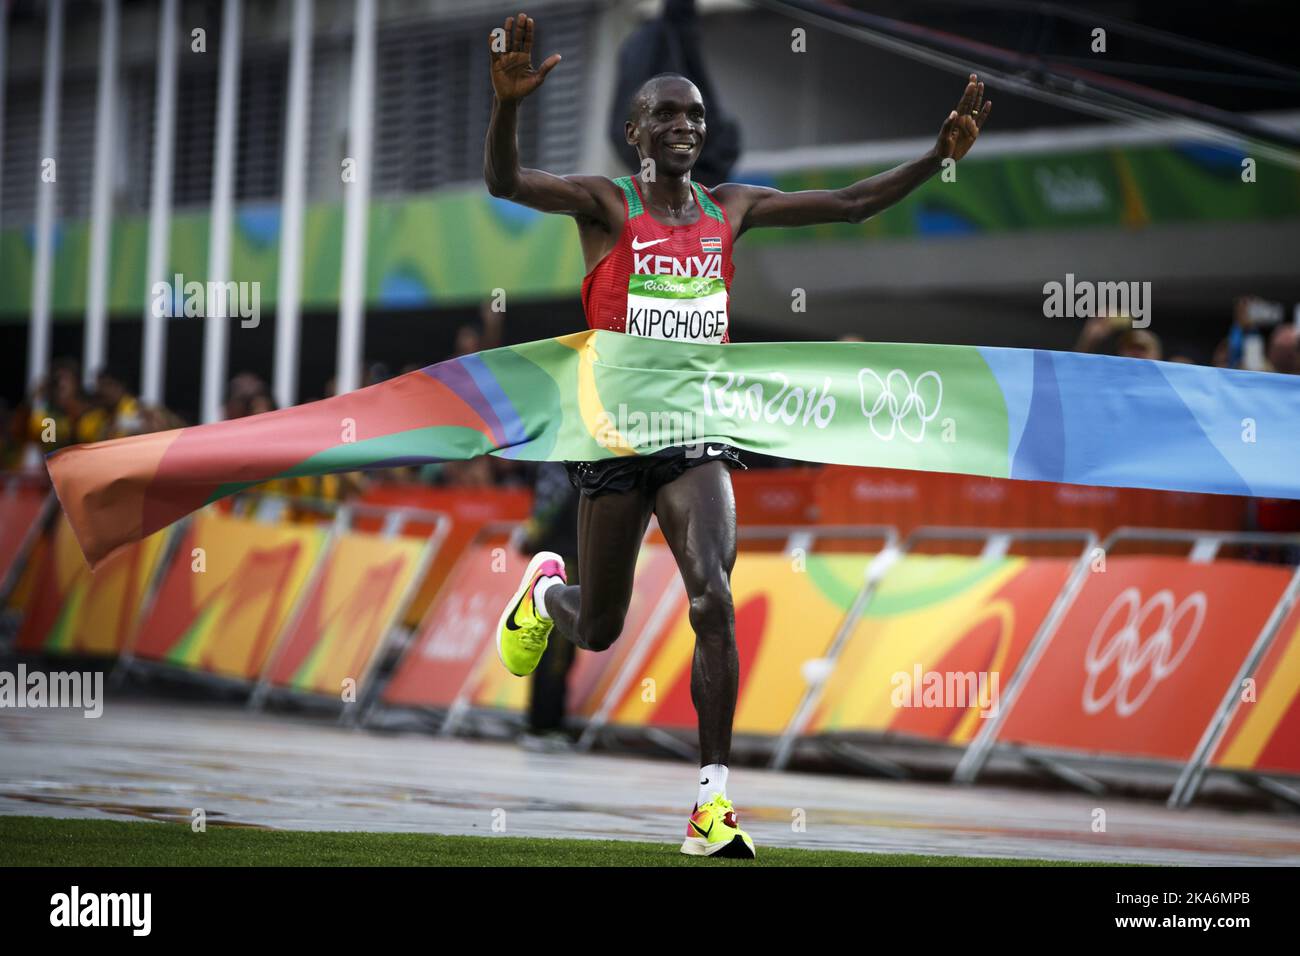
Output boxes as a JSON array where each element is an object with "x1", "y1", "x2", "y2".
[{"x1": 666, "y1": 143, "x2": 694, "y2": 153}]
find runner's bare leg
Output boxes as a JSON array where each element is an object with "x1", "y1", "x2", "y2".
[
  {"x1": 545, "y1": 487, "x2": 654, "y2": 651},
  {"x1": 653, "y1": 462, "x2": 739, "y2": 767}
]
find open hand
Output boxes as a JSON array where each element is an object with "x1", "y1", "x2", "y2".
[
  {"x1": 936, "y1": 74, "x2": 991, "y2": 161},
  {"x1": 489, "y1": 12, "x2": 561, "y2": 103}
]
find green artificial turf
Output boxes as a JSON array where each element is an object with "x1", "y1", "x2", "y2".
[{"x1": 0, "y1": 815, "x2": 1099, "y2": 867}]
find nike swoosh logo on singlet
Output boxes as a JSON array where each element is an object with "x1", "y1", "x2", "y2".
[{"x1": 630, "y1": 236, "x2": 670, "y2": 250}]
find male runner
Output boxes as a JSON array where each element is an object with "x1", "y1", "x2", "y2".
[{"x1": 485, "y1": 11, "x2": 990, "y2": 858}]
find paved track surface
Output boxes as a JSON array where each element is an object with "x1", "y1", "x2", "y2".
[{"x1": 2, "y1": 701, "x2": 1297, "y2": 865}]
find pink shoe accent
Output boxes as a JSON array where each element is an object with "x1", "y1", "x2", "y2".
[
  {"x1": 528, "y1": 557, "x2": 566, "y2": 603},
  {"x1": 530, "y1": 556, "x2": 566, "y2": 595}
]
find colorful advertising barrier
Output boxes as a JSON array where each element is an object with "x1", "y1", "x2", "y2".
[
  {"x1": 814, "y1": 465, "x2": 1246, "y2": 540},
  {"x1": 606, "y1": 553, "x2": 874, "y2": 735},
  {"x1": 4, "y1": 533, "x2": 46, "y2": 614},
  {"x1": 16, "y1": 513, "x2": 168, "y2": 656},
  {"x1": 569, "y1": 546, "x2": 681, "y2": 719},
  {"x1": 130, "y1": 510, "x2": 326, "y2": 680},
  {"x1": 997, "y1": 557, "x2": 1294, "y2": 762},
  {"x1": 360, "y1": 485, "x2": 531, "y2": 628},
  {"x1": 807, "y1": 554, "x2": 1074, "y2": 743},
  {"x1": 1213, "y1": 599, "x2": 1300, "y2": 777},
  {"x1": 729, "y1": 468, "x2": 821, "y2": 527},
  {"x1": 380, "y1": 543, "x2": 523, "y2": 710},
  {"x1": 0, "y1": 485, "x2": 48, "y2": 593},
  {"x1": 262, "y1": 532, "x2": 429, "y2": 697}
]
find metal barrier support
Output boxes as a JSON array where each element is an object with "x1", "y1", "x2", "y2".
[
  {"x1": 436, "y1": 520, "x2": 528, "y2": 737},
  {"x1": 574, "y1": 573, "x2": 686, "y2": 752},
  {"x1": 342, "y1": 505, "x2": 450, "y2": 726},
  {"x1": 240, "y1": 496, "x2": 452, "y2": 716},
  {"x1": 108, "y1": 517, "x2": 186, "y2": 688},
  {"x1": 0, "y1": 482, "x2": 57, "y2": 614},
  {"x1": 950, "y1": 528, "x2": 1099, "y2": 784}
]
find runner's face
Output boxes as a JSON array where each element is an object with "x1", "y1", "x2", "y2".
[{"x1": 630, "y1": 80, "x2": 706, "y2": 178}]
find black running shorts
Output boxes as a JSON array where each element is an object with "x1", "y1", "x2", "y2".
[{"x1": 564, "y1": 442, "x2": 746, "y2": 498}]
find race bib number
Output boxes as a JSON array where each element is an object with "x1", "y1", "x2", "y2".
[{"x1": 625, "y1": 274, "x2": 729, "y2": 344}]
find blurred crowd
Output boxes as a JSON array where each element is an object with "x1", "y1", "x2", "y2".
[
  {"x1": 0, "y1": 308, "x2": 528, "y2": 499},
  {"x1": 0, "y1": 358, "x2": 177, "y2": 471},
  {"x1": 1073, "y1": 294, "x2": 1299, "y2": 374}
]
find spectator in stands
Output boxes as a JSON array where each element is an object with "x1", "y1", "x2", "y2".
[
  {"x1": 79, "y1": 368, "x2": 143, "y2": 442},
  {"x1": 452, "y1": 302, "x2": 505, "y2": 358},
  {"x1": 1075, "y1": 316, "x2": 1163, "y2": 360},
  {"x1": 1116, "y1": 329, "x2": 1163, "y2": 361},
  {"x1": 224, "y1": 371, "x2": 269, "y2": 420},
  {"x1": 138, "y1": 404, "x2": 187, "y2": 434},
  {"x1": 9, "y1": 358, "x2": 183, "y2": 472},
  {"x1": 365, "y1": 361, "x2": 393, "y2": 386},
  {"x1": 247, "y1": 391, "x2": 276, "y2": 417},
  {"x1": 1268, "y1": 323, "x2": 1299, "y2": 375},
  {"x1": 1228, "y1": 295, "x2": 1291, "y2": 372},
  {"x1": 1212, "y1": 337, "x2": 1232, "y2": 369},
  {"x1": 1074, "y1": 315, "x2": 1116, "y2": 355},
  {"x1": 26, "y1": 358, "x2": 89, "y2": 454}
]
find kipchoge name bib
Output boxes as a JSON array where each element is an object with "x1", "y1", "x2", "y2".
[{"x1": 625, "y1": 274, "x2": 729, "y2": 344}]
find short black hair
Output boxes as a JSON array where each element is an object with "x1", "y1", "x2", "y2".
[{"x1": 626, "y1": 72, "x2": 698, "y2": 125}]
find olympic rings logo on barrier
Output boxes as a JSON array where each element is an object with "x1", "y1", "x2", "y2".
[
  {"x1": 1081, "y1": 587, "x2": 1206, "y2": 717},
  {"x1": 857, "y1": 368, "x2": 943, "y2": 442}
]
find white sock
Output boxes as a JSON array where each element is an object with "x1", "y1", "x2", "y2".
[
  {"x1": 696, "y1": 764, "x2": 728, "y2": 808},
  {"x1": 533, "y1": 575, "x2": 563, "y2": 620}
]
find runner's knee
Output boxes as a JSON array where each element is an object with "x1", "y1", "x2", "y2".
[
  {"x1": 687, "y1": 573, "x2": 734, "y2": 640},
  {"x1": 576, "y1": 611, "x2": 624, "y2": 652}
]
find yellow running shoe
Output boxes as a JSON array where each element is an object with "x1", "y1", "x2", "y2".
[
  {"x1": 680, "y1": 793, "x2": 756, "y2": 859},
  {"x1": 496, "y1": 551, "x2": 566, "y2": 677}
]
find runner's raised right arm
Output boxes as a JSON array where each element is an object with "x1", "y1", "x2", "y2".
[{"x1": 484, "y1": 12, "x2": 610, "y2": 223}]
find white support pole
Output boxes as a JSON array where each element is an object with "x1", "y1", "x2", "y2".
[
  {"x1": 201, "y1": 0, "x2": 242, "y2": 424},
  {"x1": 27, "y1": 0, "x2": 64, "y2": 392},
  {"x1": 141, "y1": 0, "x2": 179, "y2": 407},
  {"x1": 273, "y1": 0, "x2": 313, "y2": 410},
  {"x1": 0, "y1": 0, "x2": 12, "y2": 244},
  {"x1": 84, "y1": 0, "x2": 121, "y2": 389},
  {"x1": 336, "y1": 0, "x2": 374, "y2": 396}
]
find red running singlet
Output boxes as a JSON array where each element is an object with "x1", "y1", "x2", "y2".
[{"x1": 581, "y1": 176, "x2": 735, "y2": 344}]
